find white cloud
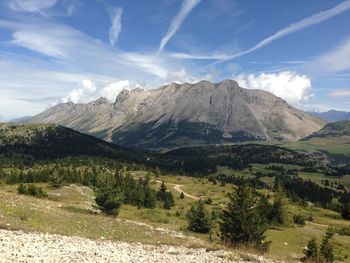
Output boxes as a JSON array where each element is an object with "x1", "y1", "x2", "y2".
[
  {"x1": 62, "y1": 79, "x2": 97, "y2": 103},
  {"x1": 108, "y1": 7, "x2": 123, "y2": 46},
  {"x1": 308, "y1": 38, "x2": 350, "y2": 74},
  {"x1": 7, "y1": 0, "x2": 58, "y2": 16},
  {"x1": 62, "y1": 79, "x2": 141, "y2": 103},
  {"x1": 235, "y1": 71, "x2": 312, "y2": 106},
  {"x1": 328, "y1": 89, "x2": 350, "y2": 98},
  {"x1": 216, "y1": 0, "x2": 350, "y2": 63},
  {"x1": 158, "y1": 0, "x2": 201, "y2": 52},
  {"x1": 99, "y1": 81, "x2": 140, "y2": 101}
]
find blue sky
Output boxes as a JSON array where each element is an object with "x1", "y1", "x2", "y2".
[{"x1": 1, "y1": 0, "x2": 350, "y2": 120}]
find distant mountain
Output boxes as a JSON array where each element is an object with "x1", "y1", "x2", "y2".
[
  {"x1": 303, "y1": 120, "x2": 350, "y2": 140},
  {"x1": 308, "y1": 110, "x2": 350, "y2": 122},
  {"x1": 25, "y1": 80, "x2": 325, "y2": 150},
  {"x1": 11, "y1": 116, "x2": 32, "y2": 123}
]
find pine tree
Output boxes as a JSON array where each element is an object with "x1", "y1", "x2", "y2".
[
  {"x1": 219, "y1": 178, "x2": 269, "y2": 251},
  {"x1": 154, "y1": 167, "x2": 161, "y2": 177},
  {"x1": 157, "y1": 181, "x2": 167, "y2": 201},
  {"x1": 257, "y1": 194, "x2": 274, "y2": 224},
  {"x1": 50, "y1": 170, "x2": 63, "y2": 188},
  {"x1": 95, "y1": 188, "x2": 123, "y2": 216},
  {"x1": 320, "y1": 229, "x2": 334, "y2": 263},
  {"x1": 270, "y1": 188, "x2": 285, "y2": 225},
  {"x1": 341, "y1": 203, "x2": 350, "y2": 220},
  {"x1": 163, "y1": 191, "x2": 175, "y2": 210},
  {"x1": 180, "y1": 192, "x2": 185, "y2": 199},
  {"x1": 143, "y1": 185, "x2": 156, "y2": 208},
  {"x1": 186, "y1": 200, "x2": 212, "y2": 233},
  {"x1": 320, "y1": 237, "x2": 334, "y2": 263}
]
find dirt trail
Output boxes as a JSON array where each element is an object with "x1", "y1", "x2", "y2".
[
  {"x1": 305, "y1": 221, "x2": 329, "y2": 228},
  {"x1": 173, "y1": 184, "x2": 200, "y2": 200},
  {"x1": 153, "y1": 180, "x2": 199, "y2": 201}
]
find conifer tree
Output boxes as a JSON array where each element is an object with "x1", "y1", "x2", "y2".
[
  {"x1": 270, "y1": 187, "x2": 285, "y2": 225},
  {"x1": 144, "y1": 185, "x2": 156, "y2": 208},
  {"x1": 186, "y1": 200, "x2": 212, "y2": 233},
  {"x1": 257, "y1": 194, "x2": 273, "y2": 223},
  {"x1": 180, "y1": 192, "x2": 185, "y2": 199},
  {"x1": 341, "y1": 203, "x2": 350, "y2": 220},
  {"x1": 320, "y1": 238, "x2": 333, "y2": 263},
  {"x1": 163, "y1": 191, "x2": 175, "y2": 209},
  {"x1": 220, "y1": 178, "x2": 269, "y2": 251},
  {"x1": 320, "y1": 229, "x2": 334, "y2": 263},
  {"x1": 95, "y1": 187, "x2": 123, "y2": 216},
  {"x1": 157, "y1": 181, "x2": 167, "y2": 201}
]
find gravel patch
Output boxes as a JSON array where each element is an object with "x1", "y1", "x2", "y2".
[{"x1": 0, "y1": 229, "x2": 233, "y2": 262}]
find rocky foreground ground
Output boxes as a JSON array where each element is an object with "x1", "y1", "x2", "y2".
[{"x1": 0, "y1": 229, "x2": 276, "y2": 263}]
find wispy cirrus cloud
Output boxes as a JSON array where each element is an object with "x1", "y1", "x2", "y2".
[
  {"x1": 107, "y1": 7, "x2": 123, "y2": 46},
  {"x1": 0, "y1": 19, "x2": 179, "y2": 80},
  {"x1": 158, "y1": 0, "x2": 201, "y2": 53},
  {"x1": 0, "y1": 17, "x2": 211, "y2": 118},
  {"x1": 7, "y1": 0, "x2": 58, "y2": 16},
  {"x1": 307, "y1": 37, "x2": 350, "y2": 74},
  {"x1": 168, "y1": 52, "x2": 229, "y2": 60},
  {"x1": 216, "y1": 0, "x2": 350, "y2": 64},
  {"x1": 61, "y1": 0, "x2": 80, "y2": 16},
  {"x1": 5, "y1": 0, "x2": 80, "y2": 17}
]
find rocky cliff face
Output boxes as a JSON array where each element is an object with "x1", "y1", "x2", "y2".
[{"x1": 26, "y1": 80, "x2": 325, "y2": 150}]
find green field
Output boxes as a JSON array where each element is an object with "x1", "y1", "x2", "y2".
[{"x1": 280, "y1": 136, "x2": 350, "y2": 155}]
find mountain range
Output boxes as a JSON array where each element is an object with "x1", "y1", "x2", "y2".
[
  {"x1": 25, "y1": 80, "x2": 325, "y2": 150},
  {"x1": 308, "y1": 110, "x2": 350, "y2": 122}
]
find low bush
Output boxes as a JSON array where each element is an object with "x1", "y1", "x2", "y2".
[
  {"x1": 293, "y1": 214, "x2": 306, "y2": 226},
  {"x1": 17, "y1": 183, "x2": 47, "y2": 198}
]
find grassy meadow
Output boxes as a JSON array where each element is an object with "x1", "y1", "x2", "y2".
[{"x1": 1, "y1": 165, "x2": 350, "y2": 262}]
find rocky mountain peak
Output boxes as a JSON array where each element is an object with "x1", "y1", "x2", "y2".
[
  {"x1": 25, "y1": 79, "x2": 325, "y2": 150},
  {"x1": 92, "y1": 97, "x2": 109, "y2": 106}
]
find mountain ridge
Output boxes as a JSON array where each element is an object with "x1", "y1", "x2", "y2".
[
  {"x1": 303, "y1": 120, "x2": 350, "y2": 140},
  {"x1": 25, "y1": 80, "x2": 325, "y2": 150},
  {"x1": 308, "y1": 110, "x2": 350, "y2": 122}
]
